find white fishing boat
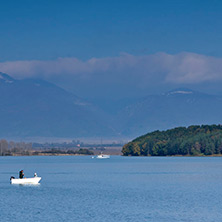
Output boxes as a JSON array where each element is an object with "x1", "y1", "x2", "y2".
[
  {"x1": 10, "y1": 175, "x2": 41, "y2": 185},
  {"x1": 96, "y1": 154, "x2": 110, "y2": 159}
]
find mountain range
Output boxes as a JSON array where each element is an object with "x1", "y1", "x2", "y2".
[
  {"x1": 0, "y1": 73, "x2": 115, "y2": 138},
  {"x1": 116, "y1": 89, "x2": 222, "y2": 137},
  {"x1": 0, "y1": 72, "x2": 222, "y2": 140}
]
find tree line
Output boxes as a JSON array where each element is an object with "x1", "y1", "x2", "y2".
[
  {"x1": 0, "y1": 140, "x2": 32, "y2": 156},
  {"x1": 122, "y1": 124, "x2": 222, "y2": 156},
  {"x1": 0, "y1": 139, "x2": 94, "y2": 156}
]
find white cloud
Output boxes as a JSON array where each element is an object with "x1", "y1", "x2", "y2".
[
  {"x1": 0, "y1": 52, "x2": 222, "y2": 89},
  {"x1": 164, "y1": 53, "x2": 222, "y2": 83}
]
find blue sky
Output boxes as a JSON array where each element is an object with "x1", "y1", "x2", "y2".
[
  {"x1": 1, "y1": 0, "x2": 222, "y2": 98},
  {"x1": 1, "y1": 0, "x2": 222, "y2": 60}
]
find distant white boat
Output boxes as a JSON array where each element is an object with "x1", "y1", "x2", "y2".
[
  {"x1": 96, "y1": 154, "x2": 110, "y2": 159},
  {"x1": 10, "y1": 176, "x2": 41, "y2": 185}
]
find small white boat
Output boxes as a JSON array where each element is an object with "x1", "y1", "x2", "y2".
[
  {"x1": 10, "y1": 176, "x2": 41, "y2": 185},
  {"x1": 96, "y1": 154, "x2": 110, "y2": 159}
]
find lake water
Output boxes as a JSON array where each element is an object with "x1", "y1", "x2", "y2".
[{"x1": 1, "y1": 156, "x2": 222, "y2": 222}]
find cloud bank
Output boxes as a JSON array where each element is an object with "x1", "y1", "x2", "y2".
[{"x1": 0, "y1": 52, "x2": 222, "y2": 97}]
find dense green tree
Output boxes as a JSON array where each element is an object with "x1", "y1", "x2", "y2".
[{"x1": 122, "y1": 124, "x2": 222, "y2": 156}]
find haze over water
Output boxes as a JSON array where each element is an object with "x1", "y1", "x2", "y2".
[{"x1": 1, "y1": 156, "x2": 222, "y2": 222}]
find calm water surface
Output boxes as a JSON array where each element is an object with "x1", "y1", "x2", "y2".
[{"x1": 1, "y1": 156, "x2": 222, "y2": 222}]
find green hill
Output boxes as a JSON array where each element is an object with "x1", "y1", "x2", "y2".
[{"x1": 122, "y1": 124, "x2": 222, "y2": 156}]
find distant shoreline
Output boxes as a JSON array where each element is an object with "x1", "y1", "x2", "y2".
[{"x1": 3, "y1": 154, "x2": 222, "y2": 157}]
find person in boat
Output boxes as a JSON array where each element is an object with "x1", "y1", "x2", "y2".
[{"x1": 19, "y1": 170, "x2": 24, "y2": 179}]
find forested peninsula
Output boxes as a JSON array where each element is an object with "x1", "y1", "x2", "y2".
[{"x1": 122, "y1": 125, "x2": 222, "y2": 156}]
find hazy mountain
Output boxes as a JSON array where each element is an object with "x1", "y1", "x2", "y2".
[
  {"x1": 0, "y1": 72, "x2": 115, "y2": 138},
  {"x1": 1, "y1": 72, "x2": 222, "y2": 140},
  {"x1": 116, "y1": 88, "x2": 222, "y2": 137}
]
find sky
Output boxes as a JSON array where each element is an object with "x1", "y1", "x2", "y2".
[{"x1": 1, "y1": 0, "x2": 222, "y2": 99}]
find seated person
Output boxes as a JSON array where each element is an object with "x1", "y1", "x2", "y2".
[{"x1": 19, "y1": 170, "x2": 24, "y2": 179}]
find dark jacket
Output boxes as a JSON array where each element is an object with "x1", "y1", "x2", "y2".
[{"x1": 19, "y1": 171, "x2": 24, "y2": 179}]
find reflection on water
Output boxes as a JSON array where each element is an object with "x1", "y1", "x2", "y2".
[{"x1": 11, "y1": 183, "x2": 41, "y2": 187}]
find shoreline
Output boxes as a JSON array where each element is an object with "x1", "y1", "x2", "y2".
[{"x1": 2, "y1": 154, "x2": 222, "y2": 157}]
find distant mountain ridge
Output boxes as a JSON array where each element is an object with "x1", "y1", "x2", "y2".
[
  {"x1": 164, "y1": 88, "x2": 195, "y2": 95},
  {"x1": 1, "y1": 73, "x2": 222, "y2": 139},
  {"x1": 0, "y1": 72, "x2": 115, "y2": 138},
  {"x1": 116, "y1": 88, "x2": 222, "y2": 137},
  {"x1": 0, "y1": 73, "x2": 14, "y2": 83}
]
